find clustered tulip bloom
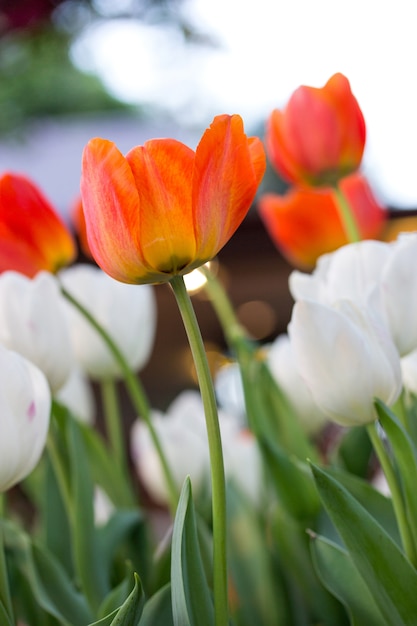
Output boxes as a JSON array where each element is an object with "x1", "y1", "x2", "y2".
[
  {"x1": 81, "y1": 114, "x2": 266, "y2": 284},
  {"x1": 258, "y1": 173, "x2": 386, "y2": 268},
  {"x1": 59, "y1": 264, "x2": 157, "y2": 380},
  {"x1": 0, "y1": 172, "x2": 76, "y2": 277},
  {"x1": 266, "y1": 73, "x2": 366, "y2": 188},
  {"x1": 0, "y1": 344, "x2": 51, "y2": 492}
]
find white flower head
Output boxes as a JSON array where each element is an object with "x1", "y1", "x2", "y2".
[
  {"x1": 289, "y1": 299, "x2": 402, "y2": 427},
  {"x1": 59, "y1": 264, "x2": 157, "y2": 380},
  {"x1": 0, "y1": 345, "x2": 51, "y2": 491},
  {"x1": 0, "y1": 271, "x2": 73, "y2": 392}
]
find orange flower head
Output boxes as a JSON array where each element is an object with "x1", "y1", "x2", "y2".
[
  {"x1": 81, "y1": 114, "x2": 266, "y2": 284},
  {"x1": 0, "y1": 172, "x2": 76, "y2": 277},
  {"x1": 266, "y1": 73, "x2": 366, "y2": 187},
  {"x1": 258, "y1": 173, "x2": 387, "y2": 269}
]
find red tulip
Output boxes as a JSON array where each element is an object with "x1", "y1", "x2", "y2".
[
  {"x1": 258, "y1": 173, "x2": 387, "y2": 269},
  {"x1": 81, "y1": 114, "x2": 266, "y2": 284},
  {"x1": 266, "y1": 73, "x2": 366, "y2": 187},
  {"x1": 0, "y1": 173, "x2": 76, "y2": 277}
]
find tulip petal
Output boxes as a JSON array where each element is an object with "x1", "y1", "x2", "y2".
[
  {"x1": 81, "y1": 138, "x2": 160, "y2": 284},
  {"x1": 0, "y1": 173, "x2": 76, "y2": 277},
  {"x1": 193, "y1": 114, "x2": 266, "y2": 260},
  {"x1": 126, "y1": 139, "x2": 196, "y2": 274},
  {"x1": 258, "y1": 174, "x2": 386, "y2": 269}
]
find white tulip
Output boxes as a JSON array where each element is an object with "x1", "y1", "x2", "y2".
[
  {"x1": 130, "y1": 390, "x2": 262, "y2": 506},
  {"x1": 400, "y1": 348, "x2": 417, "y2": 397},
  {"x1": 0, "y1": 345, "x2": 51, "y2": 491},
  {"x1": 215, "y1": 362, "x2": 246, "y2": 424},
  {"x1": 267, "y1": 334, "x2": 327, "y2": 436},
  {"x1": 59, "y1": 264, "x2": 157, "y2": 380},
  {"x1": 131, "y1": 391, "x2": 210, "y2": 505},
  {"x1": 289, "y1": 235, "x2": 417, "y2": 357},
  {"x1": 290, "y1": 299, "x2": 402, "y2": 427},
  {"x1": 0, "y1": 271, "x2": 73, "y2": 392}
]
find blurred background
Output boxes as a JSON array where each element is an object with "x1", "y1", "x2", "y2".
[{"x1": 1, "y1": 0, "x2": 416, "y2": 409}]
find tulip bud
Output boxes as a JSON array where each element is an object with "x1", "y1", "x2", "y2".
[
  {"x1": 266, "y1": 73, "x2": 366, "y2": 187},
  {"x1": 0, "y1": 345, "x2": 51, "y2": 491}
]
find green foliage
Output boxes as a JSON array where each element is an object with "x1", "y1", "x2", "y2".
[{"x1": 0, "y1": 27, "x2": 130, "y2": 137}]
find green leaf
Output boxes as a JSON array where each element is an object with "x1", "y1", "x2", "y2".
[
  {"x1": 0, "y1": 600, "x2": 13, "y2": 626},
  {"x1": 375, "y1": 399, "x2": 417, "y2": 547},
  {"x1": 332, "y1": 425, "x2": 372, "y2": 477},
  {"x1": 98, "y1": 566, "x2": 134, "y2": 619},
  {"x1": 260, "y1": 437, "x2": 320, "y2": 521},
  {"x1": 80, "y1": 420, "x2": 136, "y2": 508},
  {"x1": 311, "y1": 462, "x2": 417, "y2": 625},
  {"x1": 97, "y1": 510, "x2": 145, "y2": 583},
  {"x1": 68, "y1": 416, "x2": 110, "y2": 612},
  {"x1": 272, "y1": 506, "x2": 347, "y2": 625},
  {"x1": 171, "y1": 477, "x2": 214, "y2": 626},
  {"x1": 311, "y1": 534, "x2": 387, "y2": 625},
  {"x1": 4, "y1": 521, "x2": 93, "y2": 625},
  {"x1": 110, "y1": 574, "x2": 144, "y2": 625},
  {"x1": 139, "y1": 584, "x2": 173, "y2": 626},
  {"x1": 322, "y1": 466, "x2": 400, "y2": 546},
  {"x1": 227, "y1": 483, "x2": 290, "y2": 626}
]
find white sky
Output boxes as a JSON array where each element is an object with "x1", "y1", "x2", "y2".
[{"x1": 72, "y1": 0, "x2": 417, "y2": 208}]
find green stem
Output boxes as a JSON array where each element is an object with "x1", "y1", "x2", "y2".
[
  {"x1": 170, "y1": 275, "x2": 228, "y2": 626},
  {"x1": 100, "y1": 379, "x2": 128, "y2": 477},
  {"x1": 200, "y1": 265, "x2": 247, "y2": 349},
  {"x1": 0, "y1": 495, "x2": 14, "y2": 624},
  {"x1": 333, "y1": 182, "x2": 361, "y2": 243},
  {"x1": 367, "y1": 422, "x2": 417, "y2": 564},
  {"x1": 61, "y1": 286, "x2": 179, "y2": 515}
]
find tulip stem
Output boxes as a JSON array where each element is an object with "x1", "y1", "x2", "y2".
[
  {"x1": 100, "y1": 379, "x2": 129, "y2": 481},
  {"x1": 61, "y1": 286, "x2": 179, "y2": 516},
  {"x1": 333, "y1": 183, "x2": 361, "y2": 243},
  {"x1": 0, "y1": 495, "x2": 14, "y2": 625},
  {"x1": 367, "y1": 422, "x2": 417, "y2": 565},
  {"x1": 170, "y1": 275, "x2": 228, "y2": 626}
]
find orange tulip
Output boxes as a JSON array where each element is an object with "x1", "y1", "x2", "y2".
[
  {"x1": 258, "y1": 173, "x2": 387, "y2": 269},
  {"x1": 0, "y1": 172, "x2": 76, "y2": 277},
  {"x1": 266, "y1": 73, "x2": 366, "y2": 187},
  {"x1": 81, "y1": 114, "x2": 266, "y2": 284}
]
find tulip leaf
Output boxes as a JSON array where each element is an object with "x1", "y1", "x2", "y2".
[
  {"x1": 68, "y1": 416, "x2": 110, "y2": 612},
  {"x1": 109, "y1": 574, "x2": 144, "y2": 625},
  {"x1": 4, "y1": 520, "x2": 93, "y2": 625},
  {"x1": 332, "y1": 425, "x2": 372, "y2": 477},
  {"x1": 227, "y1": 482, "x2": 291, "y2": 626},
  {"x1": 171, "y1": 477, "x2": 214, "y2": 626},
  {"x1": 375, "y1": 399, "x2": 417, "y2": 545},
  {"x1": 139, "y1": 584, "x2": 174, "y2": 626},
  {"x1": 260, "y1": 437, "x2": 320, "y2": 521},
  {"x1": 311, "y1": 462, "x2": 417, "y2": 625},
  {"x1": 310, "y1": 533, "x2": 387, "y2": 625},
  {"x1": 0, "y1": 601, "x2": 13, "y2": 626},
  {"x1": 272, "y1": 505, "x2": 347, "y2": 625},
  {"x1": 80, "y1": 420, "x2": 136, "y2": 508},
  {"x1": 321, "y1": 466, "x2": 400, "y2": 546}
]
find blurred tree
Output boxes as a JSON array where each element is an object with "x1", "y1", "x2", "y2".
[{"x1": 0, "y1": 0, "x2": 210, "y2": 136}]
